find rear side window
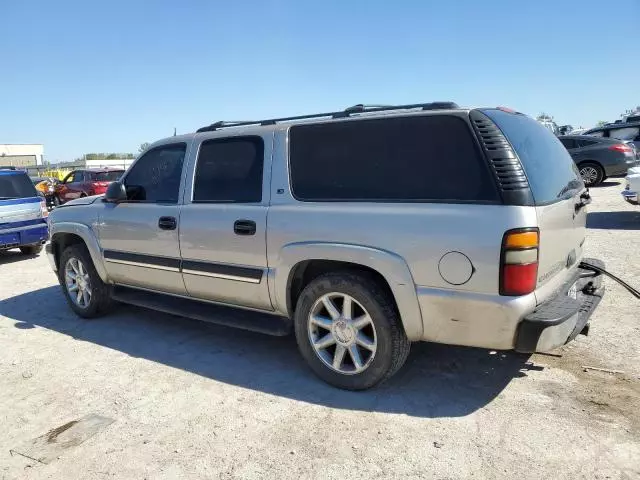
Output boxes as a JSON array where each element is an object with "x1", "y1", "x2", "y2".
[
  {"x1": 559, "y1": 138, "x2": 577, "y2": 149},
  {"x1": 577, "y1": 138, "x2": 598, "y2": 147},
  {"x1": 289, "y1": 115, "x2": 497, "y2": 202},
  {"x1": 0, "y1": 173, "x2": 38, "y2": 199},
  {"x1": 124, "y1": 143, "x2": 186, "y2": 203},
  {"x1": 483, "y1": 109, "x2": 582, "y2": 204},
  {"x1": 193, "y1": 137, "x2": 264, "y2": 203},
  {"x1": 90, "y1": 171, "x2": 123, "y2": 182}
]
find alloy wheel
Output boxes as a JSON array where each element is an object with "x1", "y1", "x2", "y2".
[
  {"x1": 65, "y1": 257, "x2": 92, "y2": 308},
  {"x1": 307, "y1": 292, "x2": 377, "y2": 375},
  {"x1": 580, "y1": 166, "x2": 599, "y2": 185}
]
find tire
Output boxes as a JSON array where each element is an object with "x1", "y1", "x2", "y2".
[
  {"x1": 58, "y1": 243, "x2": 114, "y2": 318},
  {"x1": 578, "y1": 162, "x2": 604, "y2": 186},
  {"x1": 53, "y1": 196, "x2": 61, "y2": 207},
  {"x1": 294, "y1": 271, "x2": 410, "y2": 390},
  {"x1": 20, "y1": 244, "x2": 43, "y2": 255}
]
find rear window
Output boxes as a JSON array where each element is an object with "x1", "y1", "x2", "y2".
[
  {"x1": 0, "y1": 173, "x2": 39, "y2": 199},
  {"x1": 289, "y1": 115, "x2": 498, "y2": 202},
  {"x1": 90, "y1": 171, "x2": 123, "y2": 182},
  {"x1": 483, "y1": 109, "x2": 582, "y2": 204}
]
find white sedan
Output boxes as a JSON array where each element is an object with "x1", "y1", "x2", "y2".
[{"x1": 623, "y1": 166, "x2": 640, "y2": 203}]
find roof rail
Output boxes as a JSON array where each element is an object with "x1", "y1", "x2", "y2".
[{"x1": 196, "y1": 101, "x2": 459, "y2": 132}]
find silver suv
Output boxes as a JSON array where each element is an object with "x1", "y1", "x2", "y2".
[{"x1": 46, "y1": 102, "x2": 605, "y2": 390}]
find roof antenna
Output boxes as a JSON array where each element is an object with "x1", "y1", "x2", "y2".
[{"x1": 173, "y1": 127, "x2": 177, "y2": 136}]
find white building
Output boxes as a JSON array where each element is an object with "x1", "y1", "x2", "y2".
[{"x1": 0, "y1": 144, "x2": 44, "y2": 167}]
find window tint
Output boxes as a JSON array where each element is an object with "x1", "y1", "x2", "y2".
[
  {"x1": 586, "y1": 130, "x2": 605, "y2": 138},
  {"x1": 90, "y1": 171, "x2": 123, "y2": 182},
  {"x1": 193, "y1": 137, "x2": 264, "y2": 203},
  {"x1": 559, "y1": 138, "x2": 577, "y2": 149},
  {"x1": 577, "y1": 138, "x2": 598, "y2": 147},
  {"x1": 609, "y1": 127, "x2": 640, "y2": 141},
  {"x1": 124, "y1": 143, "x2": 186, "y2": 203},
  {"x1": 0, "y1": 173, "x2": 38, "y2": 199},
  {"x1": 289, "y1": 115, "x2": 497, "y2": 202},
  {"x1": 483, "y1": 110, "x2": 582, "y2": 204}
]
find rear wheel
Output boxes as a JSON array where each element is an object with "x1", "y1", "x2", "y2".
[
  {"x1": 294, "y1": 271, "x2": 410, "y2": 390},
  {"x1": 578, "y1": 162, "x2": 604, "y2": 186},
  {"x1": 58, "y1": 243, "x2": 114, "y2": 318},
  {"x1": 20, "y1": 244, "x2": 43, "y2": 255}
]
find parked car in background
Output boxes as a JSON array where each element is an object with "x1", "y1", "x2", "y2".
[
  {"x1": 54, "y1": 168, "x2": 124, "y2": 205},
  {"x1": 558, "y1": 135, "x2": 640, "y2": 186},
  {"x1": 0, "y1": 168, "x2": 49, "y2": 255},
  {"x1": 46, "y1": 103, "x2": 605, "y2": 390},
  {"x1": 31, "y1": 177, "x2": 59, "y2": 210},
  {"x1": 622, "y1": 166, "x2": 640, "y2": 204},
  {"x1": 583, "y1": 121, "x2": 640, "y2": 151}
]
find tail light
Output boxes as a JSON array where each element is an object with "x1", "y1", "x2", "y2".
[
  {"x1": 40, "y1": 198, "x2": 49, "y2": 218},
  {"x1": 609, "y1": 144, "x2": 633, "y2": 154},
  {"x1": 500, "y1": 228, "x2": 539, "y2": 296}
]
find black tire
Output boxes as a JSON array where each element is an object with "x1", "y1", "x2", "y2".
[
  {"x1": 20, "y1": 244, "x2": 43, "y2": 255},
  {"x1": 294, "y1": 271, "x2": 410, "y2": 390},
  {"x1": 578, "y1": 162, "x2": 604, "y2": 186},
  {"x1": 58, "y1": 243, "x2": 114, "y2": 318}
]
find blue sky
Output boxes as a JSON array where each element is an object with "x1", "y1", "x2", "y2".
[{"x1": 2, "y1": 0, "x2": 639, "y2": 162}]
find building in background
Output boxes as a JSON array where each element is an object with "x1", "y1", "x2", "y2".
[{"x1": 0, "y1": 144, "x2": 44, "y2": 167}]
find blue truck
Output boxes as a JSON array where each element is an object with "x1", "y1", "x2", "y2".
[{"x1": 0, "y1": 167, "x2": 49, "y2": 255}]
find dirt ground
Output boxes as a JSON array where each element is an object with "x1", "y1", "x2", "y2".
[{"x1": 1, "y1": 179, "x2": 639, "y2": 480}]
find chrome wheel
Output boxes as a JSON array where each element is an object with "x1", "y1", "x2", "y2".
[
  {"x1": 65, "y1": 257, "x2": 92, "y2": 308},
  {"x1": 580, "y1": 166, "x2": 599, "y2": 185},
  {"x1": 307, "y1": 293, "x2": 377, "y2": 375}
]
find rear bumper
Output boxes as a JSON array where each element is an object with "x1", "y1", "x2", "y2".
[
  {"x1": 515, "y1": 258, "x2": 605, "y2": 353},
  {"x1": 0, "y1": 224, "x2": 49, "y2": 250}
]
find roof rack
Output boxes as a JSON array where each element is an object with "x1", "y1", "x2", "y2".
[{"x1": 196, "y1": 101, "x2": 459, "y2": 133}]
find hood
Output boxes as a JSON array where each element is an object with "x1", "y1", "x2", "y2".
[{"x1": 59, "y1": 195, "x2": 103, "y2": 207}]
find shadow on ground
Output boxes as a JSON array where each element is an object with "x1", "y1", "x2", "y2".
[
  {"x1": 587, "y1": 211, "x2": 640, "y2": 230},
  {"x1": 1, "y1": 286, "x2": 541, "y2": 418},
  {"x1": 591, "y1": 180, "x2": 621, "y2": 188},
  {"x1": 0, "y1": 249, "x2": 39, "y2": 265}
]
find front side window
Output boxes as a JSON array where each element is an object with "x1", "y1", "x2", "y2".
[
  {"x1": 64, "y1": 172, "x2": 76, "y2": 183},
  {"x1": 289, "y1": 115, "x2": 498, "y2": 202},
  {"x1": 193, "y1": 137, "x2": 264, "y2": 203},
  {"x1": 577, "y1": 139, "x2": 598, "y2": 148},
  {"x1": 559, "y1": 138, "x2": 577, "y2": 149},
  {"x1": 123, "y1": 143, "x2": 186, "y2": 203},
  {"x1": 91, "y1": 171, "x2": 123, "y2": 182}
]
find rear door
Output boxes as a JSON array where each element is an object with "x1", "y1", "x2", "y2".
[
  {"x1": 179, "y1": 133, "x2": 272, "y2": 310},
  {"x1": 483, "y1": 110, "x2": 586, "y2": 302}
]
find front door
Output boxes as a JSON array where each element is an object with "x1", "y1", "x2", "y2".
[
  {"x1": 179, "y1": 134, "x2": 272, "y2": 310},
  {"x1": 98, "y1": 142, "x2": 189, "y2": 295}
]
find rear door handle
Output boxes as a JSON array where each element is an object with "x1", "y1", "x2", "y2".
[
  {"x1": 158, "y1": 216, "x2": 177, "y2": 230},
  {"x1": 234, "y1": 219, "x2": 256, "y2": 236}
]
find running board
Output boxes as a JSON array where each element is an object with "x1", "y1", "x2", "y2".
[{"x1": 111, "y1": 286, "x2": 293, "y2": 336}]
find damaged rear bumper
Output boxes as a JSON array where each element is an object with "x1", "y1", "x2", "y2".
[{"x1": 515, "y1": 258, "x2": 605, "y2": 353}]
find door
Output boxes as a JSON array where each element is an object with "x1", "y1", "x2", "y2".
[
  {"x1": 98, "y1": 142, "x2": 189, "y2": 295},
  {"x1": 57, "y1": 171, "x2": 85, "y2": 202},
  {"x1": 179, "y1": 134, "x2": 273, "y2": 310}
]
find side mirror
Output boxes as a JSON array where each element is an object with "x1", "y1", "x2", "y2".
[{"x1": 104, "y1": 181, "x2": 127, "y2": 203}]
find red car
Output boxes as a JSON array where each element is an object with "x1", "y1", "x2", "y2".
[{"x1": 54, "y1": 168, "x2": 125, "y2": 205}]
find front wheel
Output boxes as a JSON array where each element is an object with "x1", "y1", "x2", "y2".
[
  {"x1": 579, "y1": 162, "x2": 604, "y2": 186},
  {"x1": 58, "y1": 244, "x2": 114, "y2": 318},
  {"x1": 294, "y1": 271, "x2": 410, "y2": 390}
]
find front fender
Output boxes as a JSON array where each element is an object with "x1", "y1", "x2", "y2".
[
  {"x1": 272, "y1": 242, "x2": 424, "y2": 341},
  {"x1": 50, "y1": 222, "x2": 109, "y2": 283}
]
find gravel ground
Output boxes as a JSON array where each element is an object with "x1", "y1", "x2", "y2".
[{"x1": 1, "y1": 179, "x2": 639, "y2": 480}]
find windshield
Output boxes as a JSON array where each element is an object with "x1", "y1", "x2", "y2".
[
  {"x1": 0, "y1": 173, "x2": 39, "y2": 199},
  {"x1": 90, "y1": 171, "x2": 123, "y2": 182},
  {"x1": 483, "y1": 109, "x2": 583, "y2": 204}
]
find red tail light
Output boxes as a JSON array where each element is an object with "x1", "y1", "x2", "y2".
[
  {"x1": 500, "y1": 228, "x2": 539, "y2": 296},
  {"x1": 609, "y1": 144, "x2": 632, "y2": 153}
]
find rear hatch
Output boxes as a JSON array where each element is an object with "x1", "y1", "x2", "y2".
[{"x1": 482, "y1": 110, "x2": 586, "y2": 303}]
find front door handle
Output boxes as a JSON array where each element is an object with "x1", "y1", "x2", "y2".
[
  {"x1": 158, "y1": 216, "x2": 177, "y2": 230},
  {"x1": 234, "y1": 219, "x2": 256, "y2": 235}
]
